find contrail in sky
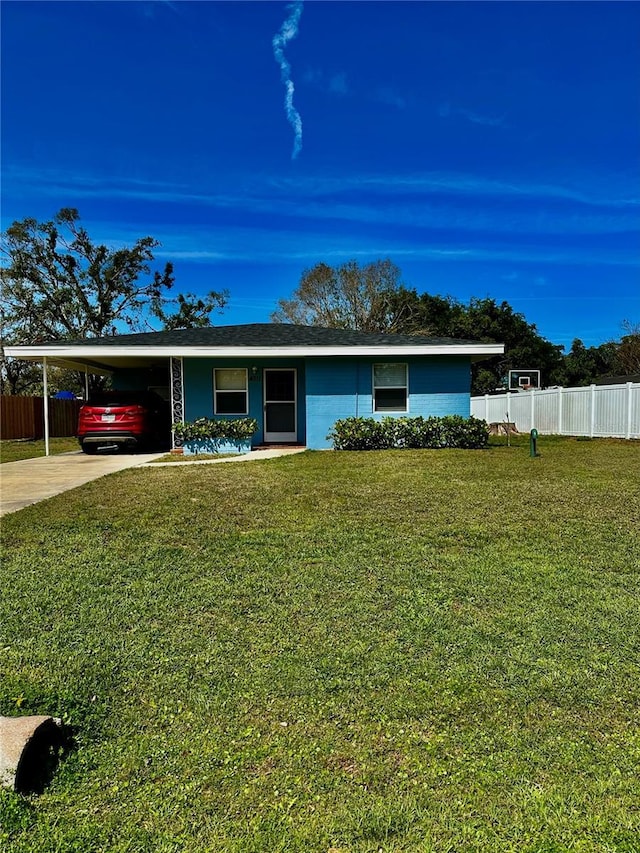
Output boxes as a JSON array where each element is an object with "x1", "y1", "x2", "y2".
[{"x1": 272, "y1": 1, "x2": 303, "y2": 159}]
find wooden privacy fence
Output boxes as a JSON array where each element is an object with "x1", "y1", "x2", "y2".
[{"x1": 0, "y1": 396, "x2": 82, "y2": 440}]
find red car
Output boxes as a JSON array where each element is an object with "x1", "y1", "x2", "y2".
[{"x1": 78, "y1": 390, "x2": 170, "y2": 454}]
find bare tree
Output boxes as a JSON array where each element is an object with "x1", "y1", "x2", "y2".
[
  {"x1": 617, "y1": 320, "x2": 640, "y2": 374},
  {"x1": 271, "y1": 259, "x2": 407, "y2": 332}
]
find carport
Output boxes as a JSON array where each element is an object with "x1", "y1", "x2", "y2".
[{"x1": 3, "y1": 342, "x2": 175, "y2": 456}]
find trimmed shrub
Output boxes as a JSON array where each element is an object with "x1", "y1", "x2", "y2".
[
  {"x1": 173, "y1": 417, "x2": 258, "y2": 441},
  {"x1": 327, "y1": 417, "x2": 392, "y2": 451},
  {"x1": 440, "y1": 415, "x2": 490, "y2": 448},
  {"x1": 328, "y1": 415, "x2": 489, "y2": 450}
]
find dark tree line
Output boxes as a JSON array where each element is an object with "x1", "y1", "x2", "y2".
[{"x1": 273, "y1": 260, "x2": 638, "y2": 394}]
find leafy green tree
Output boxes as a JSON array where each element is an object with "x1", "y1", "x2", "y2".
[
  {"x1": 0, "y1": 347, "x2": 43, "y2": 396},
  {"x1": 561, "y1": 338, "x2": 618, "y2": 386},
  {"x1": 382, "y1": 288, "x2": 463, "y2": 337},
  {"x1": 379, "y1": 289, "x2": 565, "y2": 393},
  {"x1": 1, "y1": 208, "x2": 228, "y2": 394},
  {"x1": 448, "y1": 297, "x2": 565, "y2": 393}
]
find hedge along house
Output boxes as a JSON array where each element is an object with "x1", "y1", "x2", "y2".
[{"x1": 5, "y1": 324, "x2": 504, "y2": 453}]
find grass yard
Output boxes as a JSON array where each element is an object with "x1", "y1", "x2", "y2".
[
  {"x1": 1, "y1": 437, "x2": 639, "y2": 852},
  {"x1": 0, "y1": 437, "x2": 80, "y2": 463}
]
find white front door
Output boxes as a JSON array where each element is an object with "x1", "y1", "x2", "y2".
[{"x1": 264, "y1": 369, "x2": 297, "y2": 443}]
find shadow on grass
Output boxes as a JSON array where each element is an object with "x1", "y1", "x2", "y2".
[{"x1": 13, "y1": 720, "x2": 76, "y2": 795}]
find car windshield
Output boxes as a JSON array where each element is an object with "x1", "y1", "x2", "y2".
[{"x1": 88, "y1": 391, "x2": 160, "y2": 407}]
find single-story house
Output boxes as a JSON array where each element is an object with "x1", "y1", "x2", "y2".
[{"x1": 5, "y1": 324, "x2": 504, "y2": 451}]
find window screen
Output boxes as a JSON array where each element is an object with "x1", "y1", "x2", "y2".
[
  {"x1": 214, "y1": 368, "x2": 248, "y2": 415},
  {"x1": 373, "y1": 363, "x2": 408, "y2": 412}
]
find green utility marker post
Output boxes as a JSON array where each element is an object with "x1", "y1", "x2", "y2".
[{"x1": 530, "y1": 428, "x2": 539, "y2": 458}]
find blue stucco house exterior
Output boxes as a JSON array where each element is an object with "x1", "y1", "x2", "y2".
[{"x1": 8, "y1": 324, "x2": 503, "y2": 450}]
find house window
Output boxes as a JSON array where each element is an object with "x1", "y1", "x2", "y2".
[
  {"x1": 213, "y1": 368, "x2": 248, "y2": 414},
  {"x1": 373, "y1": 363, "x2": 408, "y2": 412}
]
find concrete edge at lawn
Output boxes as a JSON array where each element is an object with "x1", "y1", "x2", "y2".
[
  {"x1": 146, "y1": 447, "x2": 307, "y2": 467},
  {"x1": 0, "y1": 447, "x2": 307, "y2": 517}
]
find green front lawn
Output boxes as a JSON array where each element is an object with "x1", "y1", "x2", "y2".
[
  {"x1": 0, "y1": 437, "x2": 80, "y2": 463},
  {"x1": 1, "y1": 438, "x2": 639, "y2": 852}
]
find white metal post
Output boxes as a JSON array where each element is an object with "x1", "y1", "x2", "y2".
[
  {"x1": 530, "y1": 388, "x2": 535, "y2": 431},
  {"x1": 485, "y1": 393, "x2": 489, "y2": 423},
  {"x1": 627, "y1": 382, "x2": 633, "y2": 440},
  {"x1": 558, "y1": 387, "x2": 563, "y2": 436},
  {"x1": 43, "y1": 357, "x2": 50, "y2": 457},
  {"x1": 84, "y1": 366, "x2": 89, "y2": 400},
  {"x1": 590, "y1": 384, "x2": 596, "y2": 438}
]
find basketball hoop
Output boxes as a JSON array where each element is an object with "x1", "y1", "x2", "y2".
[{"x1": 508, "y1": 369, "x2": 541, "y2": 391}]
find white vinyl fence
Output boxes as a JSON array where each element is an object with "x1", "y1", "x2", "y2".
[{"x1": 471, "y1": 383, "x2": 640, "y2": 439}]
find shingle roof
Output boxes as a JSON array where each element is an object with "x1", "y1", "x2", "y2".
[
  {"x1": 57, "y1": 323, "x2": 481, "y2": 348},
  {"x1": 7, "y1": 322, "x2": 504, "y2": 369}
]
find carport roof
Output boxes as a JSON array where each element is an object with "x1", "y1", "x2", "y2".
[{"x1": 5, "y1": 323, "x2": 504, "y2": 372}]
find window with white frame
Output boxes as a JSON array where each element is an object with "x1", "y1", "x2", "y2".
[
  {"x1": 213, "y1": 368, "x2": 248, "y2": 414},
  {"x1": 373, "y1": 363, "x2": 408, "y2": 412}
]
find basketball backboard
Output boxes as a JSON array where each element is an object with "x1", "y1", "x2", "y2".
[{"x1": 508, "y1": 369, "x2": 541, "y2": 390}]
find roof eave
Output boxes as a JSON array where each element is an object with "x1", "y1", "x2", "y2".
[{"x1": 4, "y1": 343, "x2": 505, "y2": 360}]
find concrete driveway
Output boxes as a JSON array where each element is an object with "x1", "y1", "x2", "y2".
[
  {"x1": 0, "y1": 450, "x2": 164, "y2": 517},
  {"x1": 0, "y1": 446, "x2": 308, "y2": 517}
]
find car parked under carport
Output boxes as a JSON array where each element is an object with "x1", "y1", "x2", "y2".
[{"x1": 77, "y1": 390, "x2": 171, "y2": 454}]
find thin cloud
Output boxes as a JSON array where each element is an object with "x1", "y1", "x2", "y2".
[
  {"x1": 303, "y1": 68, "x2": 349, "y2": 96},
  {"x1": 328, "y1": 72, "x2": 349, "y2": 96},
  {"x1": 303, "y1": 68, "x2": 322, "y2": 85},
  {"x1": 93, "y1": 221, "x2": 636, "y2": 269},
  {"x1": 303, "y1": 78, "x2": 406, "y2": 108},
  {"x1": 12, "y1": 183, "x2": 632, "y2": 270},
  {"x1": 149, "y1": 234, "x2": 639, "y2": 268},
  {"x1": 375, "y1": 87, "x2": 406, "y2": 110},
  {"x1": 272, "y1": 1, "x2": 304, "y2": 160},
  {"x1": 6, "y1": 164, "x2": 638, "y2": 216},
  {"x1": 139, "y1": 1, "x2": 181, "y2": 20},
  {"x1": 439, "y1": 101, "x2": 505, "y2": 128},
  {"x1": 459, "y1": 108, "x2": 505, "y2": 127},
  {"x1": 266, "y1": 172, "x2": 639, "y2": 208},
  {"x1": 2, "y1": 165, "x2": 190, "y2": 192},
  {"x1": 6, "y1": 166, "x2": 637, "y2": 241},
  {"x1": 71, "y1": 213, "x2": 638, "y2": 271}
]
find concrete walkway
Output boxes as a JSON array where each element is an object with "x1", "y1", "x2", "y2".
[
  {"x1": 0, "y1": 447, "x2": 306, "y2": 517},
  {"x1": 148, "y1": 447, "x2": 306, "y2": 467}
]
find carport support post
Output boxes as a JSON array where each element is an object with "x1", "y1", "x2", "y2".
[
  {"x1": 43, "y1": 357, "x2": 50, "y2": 457},
  {"x1": 84, "y1": 366, "x2": 89, "y2": 401}
]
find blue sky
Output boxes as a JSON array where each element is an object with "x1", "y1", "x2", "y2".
[{"x1": 2, "y1": 0, "x2": 638, "y2": 350}]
